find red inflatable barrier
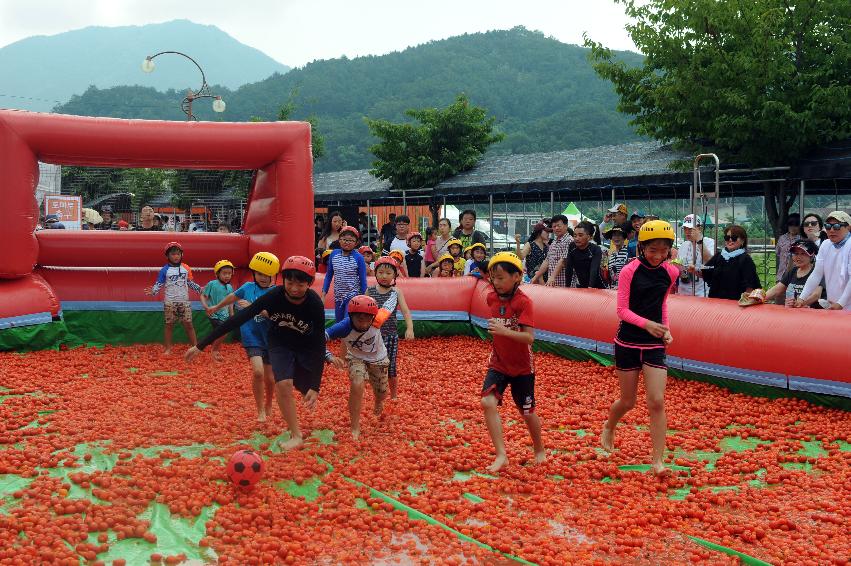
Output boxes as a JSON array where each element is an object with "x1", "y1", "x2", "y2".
[
  {"x1": 36, "y1": 231, "x2": 250, "y2": 268},
  {"x1": 0, "y1": 274, "x2": 59, "y2": 327},
  {"x1": 0, "y1": 110, "x2": 314, "y2": 326}
]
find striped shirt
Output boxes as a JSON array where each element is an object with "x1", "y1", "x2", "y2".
[
  {"x1": 366, "y1": 286, "x2": 399, "y2": 337},
  {"x1": 322, "y1": 250, "x2": 368, "y2": 303}
]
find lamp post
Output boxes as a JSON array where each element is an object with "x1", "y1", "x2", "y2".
[{"x1": 141, "y1": 51, "x2": 226, "y2": 120}]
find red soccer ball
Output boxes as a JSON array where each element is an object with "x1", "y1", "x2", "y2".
[{"x1": 227, "y1": 450, "x2": 264, "y2": 489}]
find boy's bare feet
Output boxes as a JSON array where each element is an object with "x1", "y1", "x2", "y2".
[
  {"x1": 278, "y1": 436, "x2": 303, "y2": 451},
  {"x1": 487, "y1": 454, "x2": 509, "y2": 473},
  {"x1": 257, "y1": 410, "x2": 267, "y2": 423},
  {"x1": 163, "y1": 347, "x2": 172, "y2": 355},
  {"x1": 534, "y1": 450, "x2": 546, "y2": 464},
  {"x1": 601, "y1": 422, "x2": 615, "y2": 452},
  {"x1": 213, "y1": 351, "x2": 223, "y2": 362},
  {"x1": 652, "y1": 462, "x2": 669, "y2": 476},
  {"x1": 373, "y1": 400, "x2": 384, "y2": 416},
  {"x1": 351, "y1": 427, "x2": 360, "y2": 440}
]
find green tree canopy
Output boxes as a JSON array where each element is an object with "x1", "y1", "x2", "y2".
[
  {"x1": 585, "y1": 0, "x2": 851, "y2": 235},
  {"x1": 366, "y1": 94, "x2": 505, "y2": 191}
]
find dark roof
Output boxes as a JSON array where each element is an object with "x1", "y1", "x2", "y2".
[
  {"x1": 435, "y1": 141, "x2": 691, "y2": 196},
  {"x1": 793, "y1": 139, "x2": 851, "y2": 180},
  {"x1": 312, "y1": 139, "x2": 851, "y2": 204},
  {"x1": 313, "y1": 169, "x2": 391, "y2": 202}
]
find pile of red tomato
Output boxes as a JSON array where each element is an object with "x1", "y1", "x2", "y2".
[{"x1": 0, "y1": 336, "x2": 848, "y2": 564}]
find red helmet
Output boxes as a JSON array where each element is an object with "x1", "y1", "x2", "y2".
[
  {"x1": 406, "y1": 231, "x2": 423, "y2": 243},
  {"x1": 282, "y1": 255, "x2": 316, "y2": 280},
  {"x1": 340, "y1": 226, "x2": 360, "y2": 239},
  {"x1": 348, "y1": 294, "x2": 378, "y2": 316},
  {"x1": 358, "y1": 245, "x2": 373, "y2": 255},
  {"x1": 164, "y1": 241, "x2": 183, "y2": 255},
  {"x1": 373, "y1": 256, "x2": 399, "y2": 273}
]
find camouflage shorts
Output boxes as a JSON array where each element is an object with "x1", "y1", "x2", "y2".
[
  {"x1": 347, "y1": 355, "x2": 390, "y2": 395},
  {"x1": 163, "y1": 301, "x2": 192, "y2": 323}
]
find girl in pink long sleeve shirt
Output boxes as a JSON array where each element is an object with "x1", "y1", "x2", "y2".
[{"x1": 601, "y1": 221, "x2": 679, "y2": 475}]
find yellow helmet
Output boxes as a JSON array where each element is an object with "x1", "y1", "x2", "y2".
[
  {"x1": 638, "y1": 220, "x2": 675, "y2": 243},
  {"x1": 213, "y1": 259, "x2": 234, "y2": 274},
  {"x1": 488, "y1": 251, "x2": 523, "y2": 273},
  {"x1": 438, "y1": 253, "x2": 455, "y2": 264},
  {"x1": 446, "y1": 238, "x2": 463, "y2": 250},
  {"x1": 248, "y1": 251, "x2": 280, "y2": 277},
  {"x1": 469, "y1": 242, "x2": 486, "y2": 253},
  {"x1": 463, "y1": 245, "x2": 473, "y2": 253}
]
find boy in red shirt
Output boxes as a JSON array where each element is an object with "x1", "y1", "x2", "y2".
[{"x1": 480, "y1": 252, "x2": 545, "y2": 473}]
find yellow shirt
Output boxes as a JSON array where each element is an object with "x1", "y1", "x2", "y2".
[{"x1": 453, "y1": 257, "x2": 466, "y2": 275}]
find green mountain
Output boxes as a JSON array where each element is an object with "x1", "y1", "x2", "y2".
[
  {"x1": 54, "y1": 27, "x2": 644, "y2": 172},
  {"x1": 0, "y1": 19, "x2": 289, "y2": 112}
]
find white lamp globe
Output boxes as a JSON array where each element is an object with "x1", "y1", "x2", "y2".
[
  {"x1": 212, "y1": 97, "x2": 226, "y2": 113},
  {"x1": 141, "y1": 57, "x2": 155, "y2": 73}
]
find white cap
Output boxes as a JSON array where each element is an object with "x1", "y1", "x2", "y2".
[
  {"x1": 607, "y1": 203, "x2": 628, "y2": 214},
  {"x1": 682, "y1": 214, "x2": 702, "y2": 228},
  {"x1": 826, "y1": 211, "x2": 851, "y2": 225}
]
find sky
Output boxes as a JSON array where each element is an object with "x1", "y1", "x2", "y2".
[{"x1": 0, "y1": 0, "x2": 638, "y2": 67}]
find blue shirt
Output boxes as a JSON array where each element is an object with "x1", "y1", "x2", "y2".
[
  {"x1": 233, "y1": 282, "x2": 275, "y2": 348},
  {"x1": 203, "y1": 280, "x2": 234, "y2": 321},
  {"x1": 627, "y1": 237, "x2": 639, "y2": 259},
  {"x1": 322, "y1": 250, "x2": 368, "y2": 303}
]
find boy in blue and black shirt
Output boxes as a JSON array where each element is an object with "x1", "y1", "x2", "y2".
[
  {"x1": 321, "y1": 226, "x2": 368, "y2": 321},
  {"x1": 204, "y1": 252, "x2": 279, "y2": 422}
]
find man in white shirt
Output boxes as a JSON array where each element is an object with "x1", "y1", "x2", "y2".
[
  {"x1": 797, "y1": 211, "x2": 851, "y2": 311},
  {"x1": 676, "y1": 214, "x2": 715, "y2": 297},
  {"x1": 387, "y1": 215, "x2": 411, "y2": 254}
]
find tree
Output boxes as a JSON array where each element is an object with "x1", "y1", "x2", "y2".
[
  {"x1": 366, "y1": 94, "x2": 505, "y2": 191},
  {"x1": 585, "y1": 0, "x2": 851, "y2": 236}
]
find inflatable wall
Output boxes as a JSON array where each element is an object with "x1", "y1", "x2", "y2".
[
  {"x1": 1, "y1": 110, "x2": 847, "y2": 401},
  {"x1": 0, "y1": 109, "x2": 314, "y2": 329}
]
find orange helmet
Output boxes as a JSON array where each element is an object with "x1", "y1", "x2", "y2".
[
  {"x1": 347, "y1": 294, "x2": 378, "y2": 316},
  {"x1": 164, "y1": 241, "x2": 183, "y2": 255},
  {"x1": 340, "y1": 226, "x2": 360, "y2": 240},
  {"x1": 374, "y1": 256, "x2": 399, "y2": 273},
  {"x1": 358, "y1": 245, "x2": 373, "y2": 255},
  {"x1": 406, "y1": 231, "x2": 423, "y2": 243},
  {"x1": 282, "y1": 255, "x2": 316, "y2": 280},
  {"x1": 388, "y1": 250, "x2": 404, "y2": 264}
]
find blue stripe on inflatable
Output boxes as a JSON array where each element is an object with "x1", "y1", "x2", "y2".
[
  {"x1": 671, "y1": 356, "x2": 787, "y2": 388},
  {"x1": 0, "y1": 311, "x2": 54, "y2": 330},
  {"x1": 788, "y1": 375, "x2": 851, "y2": 397},
  {"x1": 61, "y1": 301, "x2": 204, "y2": 312}
]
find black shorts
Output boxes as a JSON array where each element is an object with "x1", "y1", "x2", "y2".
[
  {"x1": 614, "y1": 343, "x2": 666, "y2": 371},
  {"x1": 481, "y1": 369, "x2": 536, "y2": 415},
  {"x1": 268, "y1": 346, "x2": 324, "y2": 394},
  {"x1": 244, "y1": 346, "x2": 270, "y2": 364}
]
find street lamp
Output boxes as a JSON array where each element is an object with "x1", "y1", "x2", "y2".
[{"x1": 142, "y1": 51, "x2": 226, "y2": 121}]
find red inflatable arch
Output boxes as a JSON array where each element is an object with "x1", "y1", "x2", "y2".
[{"x1": 0, "y1": 109, "x2": 314, "y2": 327}]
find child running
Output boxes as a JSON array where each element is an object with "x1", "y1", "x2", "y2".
[
  {"x1": 322, "y1": 226, "x2": 367, "y2": 321},
  {"x1": 145, "y1": 242, "x2": 201, "y2": 354},
  {"x1": 367, "y1": 257, "x2": 414, "y2": 400},
  {"x1": 601, "y1": 220, "x2": 679, "y2": 475},
  {"x1": 187, "y1": 256, "x2": 326, "y2": 450},
  {"x1": 204, "y1": 252, "x2": 279, "y2": 421},
  {"x1": 325, "y1": 295, "x2": 389, "y2": 440},
  {"x1": 481, "y1": 252, "x2": 545, "y2": 473},
  {"x1": 200, "y1": 260, "x2": 235, "y2": 361},
  {"x1": 405, "y1": 232, "x2": 426, "y2": 277}
]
